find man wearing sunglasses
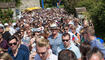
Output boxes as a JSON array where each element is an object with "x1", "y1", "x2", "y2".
[
  {"x1": 57, "y1": 33, "x2": 81, "y2": 60},
  {"x1": 34, "y1": 38, "x2": 57, "y2": 60},
  {"x1": 8, "y1": 36, "x2": 29, "y2": 60}
]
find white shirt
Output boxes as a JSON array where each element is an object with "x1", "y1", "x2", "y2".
[
  {"x1": 76, "y1": 25, "x2": 83, "y2": 35},
  {"x1": 46, "y1": 53, "x2": 58, "y2": 60},
  {"x1": 68, "y1": 21, "x2": 74, "y2": 25},
  {"x1": 34, "y1": 51, "x2": 58, "y2": 60},
  {"x1": 9, "y1": 26, "x2": 16, "y2": 35}
]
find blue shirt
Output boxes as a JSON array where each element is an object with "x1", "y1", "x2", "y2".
[
  {"x1": 57, "y1": 44, "x2": 81, "y2": 59},
  {"x1": 8, "y1": 44, "x2": 29, "y2": 60},
  {"x1": 90, "y1": 37, "x2": 105, "y2": 59},
  {"x1": 48, "y1": 33, "x2": 62, "y2": 55}
]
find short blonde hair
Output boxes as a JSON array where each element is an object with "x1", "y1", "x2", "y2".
[
  {"x1": 81, "y1": 26, "x2": 95, "y2": 36},
  {"x1": 36, "y1": 38, "x2": 49, "y2": 47},
  {"x1": 71, "y1": 25, "x2": 76, "y2": 30},
  {"x1": 87, "y1": 26, "x2": 95, "y2": 36}
]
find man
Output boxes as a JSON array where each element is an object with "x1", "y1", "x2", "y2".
[
  {"x1": 64, "y1": 17, "x2": 74, "y2": 25},
  {"x1": 8, "y1": 36, "x2": 29, "y2": 60},
  {"x1": 63, "y1": 24, "x2": 80, "y2": 46},
  {"x1": 63, "y1": 24, "x2": 78, "y2": 42},
  {"x1": 34, "y1": 38, "x2": 57, "y2": 60},
  {"x1": 57, "y1": 33, "x2": 81, "y2": 60},
  {"x1": 82, "y1": 26, "x2": 105, "y2": 59},
  {"x1": 74, "y1": 18, "x2": 83, "y2": 34},
  {"x1": 48, "y1": 23, "x2": 62, "y2": 55},
  {"x1": 71, "y1": 25, "x2": 80, "y2": 43},
  {"x1": 58, "y1": 49, "x2": 77, "y2": 60},
  {"x1": 29, "y1": 28, "x2": 42, "y2": 60},
  {"x1": 87, "y1": 47, "x2": 104, "y2": 60}
]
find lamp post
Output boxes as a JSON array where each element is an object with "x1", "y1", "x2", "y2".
[{"x1": 41, "y1": 0, "x2": 44, "y2": 9}]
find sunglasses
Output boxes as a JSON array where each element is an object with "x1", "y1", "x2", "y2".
[
  {"x1": 62, "y1": 39, "x2": 69, "y2": 42},
  {"x1": 64, "y1": 29, "x2": 68, "y2": 30},
  {"x1": 36, "y1": 31, "x2": 40, "y2": 33},
  {"x1": 37, "y1": 52, "x2": 46, "y2": 55},
  {"x1": 71, "y1": 28, "x2": 75, "y2": 30},
  {"x1": 21, "y1": 31, "x2": 24, "y2": 32},
  {"x1": 51, "y1": 29, "x2": 58, "y2": 30},
  {"x1": 0, "y1": 27, "x2": 3, "y2": 29},
  {"x1": 9, "y1": 42, "x2": 17, "y2": 46}
]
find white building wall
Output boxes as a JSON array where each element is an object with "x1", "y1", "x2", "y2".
[{"x1": 19, "y1": 0, "x2": 40, "y2": 11}]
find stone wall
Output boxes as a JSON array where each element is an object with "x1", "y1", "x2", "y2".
[{"x1": 19, "y1": 0, "x2": 40, "y2": 11}]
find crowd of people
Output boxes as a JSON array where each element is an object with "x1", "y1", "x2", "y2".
[{"x1": 0, "y1": 8, "x2": 105, "y2": 60}]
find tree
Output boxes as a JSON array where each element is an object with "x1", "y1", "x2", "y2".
[
  {"x1": 15, "y1": 0, "x2": 21, "y2": 7},
  {"x1": 77, "y1": 0, "x2": 105, "y2": 40},
  {"x1": 64, "y1": 0, "x2": 105, "y2": 40},
  {"x1": 0, "y1": 9, "x2": 13, "y2": 24},
  {"x1": 63, "y1": 0, "x2": 80, "y2": 15},
  {"x1": 0, "y1": 0, "x2": 14, "y2": 2},
  {"x1": 0, "y1": 0, "x2": 21, "y2": 24}
]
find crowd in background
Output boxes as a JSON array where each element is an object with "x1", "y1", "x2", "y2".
[{"x1": 0, "y1": 8, "x2": 105, "y2": 60}]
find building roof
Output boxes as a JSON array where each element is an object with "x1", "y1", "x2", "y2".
[
  {"x1": 75, "y1": 7, "x2": 87, "y2": 14},
  {"x1": 0, "y1": 2, "x2": 15, "y2": 9}
]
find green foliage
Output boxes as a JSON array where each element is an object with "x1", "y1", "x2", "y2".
[
  {"x1": 63, "y1": 0, "x2": 105, "y2": 40},
  {"x1": 40, "y1": 0, "x2": 64, "y2": 8},
  {"x1": 77, "y1": 0, "x2": 105, "y2": 40},
  {"x1": 0, "y1": 0, "x2": 21, "y2": 24},
  {"x1": 15, "y1": 0, "x2": 22, "y2": 7},
  {"x1": 0, "y1": 9, "x2": 13, "y2": 24},
  {"x1": 40, "y1": 0, "x2": 57, "y2": 8},
  {"x1": 0, "y1": 0, "x2": 14, "y2": 2},
  {"x1": 63, "y1": 0, "x2": 79, "y2": 15}
]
